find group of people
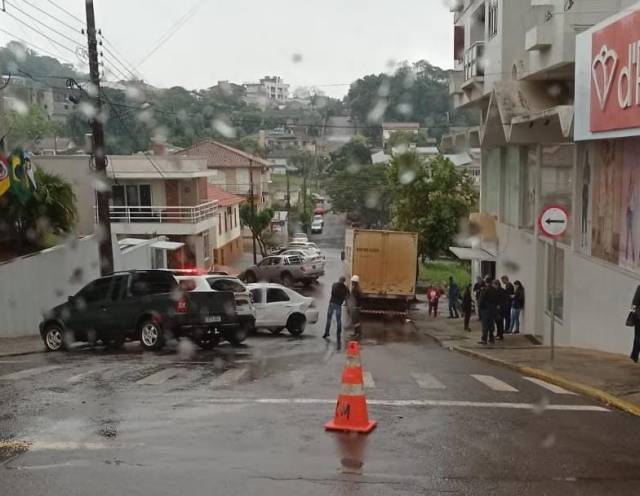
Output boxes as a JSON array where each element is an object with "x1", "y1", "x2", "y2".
[
  {"x1": 323, "y1": 275, "x2": 364, "y2": 349},
  {"x1": 426, "y1": 275, "x2": 525, "y2": 344},
  {"x1": 475, "y1": 275, "x2": 525, "y2": 344}
]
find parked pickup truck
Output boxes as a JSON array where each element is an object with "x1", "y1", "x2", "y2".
[
  {"x1": 242, "y1": 254, "x2": 324, "y2": 287},
  {"x1": 39, "y1": 270, "x2": 241, "y2": 352}
]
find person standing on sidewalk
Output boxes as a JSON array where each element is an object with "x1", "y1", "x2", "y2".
[
  {"x1": 427, "y1": 285, "x2": 443, "y2": 318},
  {"x1": 447, "y1": 276, "x2": 460, "y2": 318},
  {"x1": 509, "y1": 281, "x2": 525, "y2": 334},
  {"x1": 501, "y1": 275, "x2": 515, "y2": 332},
  {"x1": 478, "y1": 277, "x2": 498, "y2": 344},
  {"x1": 323, "y1": 276, "x2": 349, "y2": 341},
  {"x1": 461, "y1": 284, "x2": 473, "y2": 331},
  {"x1": 473, "y1": 276, "x2": 485, "y2": 321},
  {"x1": 629, "y1": 284, "x2": 640, "y2": 363},
  {"x1": 348, "y1": 275, "x2": 364, "y2": 342},
  {"x1": 494, "y1": 280, "x2": 508, "y2": 340}
]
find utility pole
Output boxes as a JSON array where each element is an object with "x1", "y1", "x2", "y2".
[
  {"x1": 285, "y1": 167, "x2": 291, "y2": 235},
  {"x1": 85, "y1": 0, "x2": 114, "y2": 275},
  {"x1": 249, "y1": 158, "x2": 257, "y2": 264}
]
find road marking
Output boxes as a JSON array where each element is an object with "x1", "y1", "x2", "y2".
[
  {"x1": 411, "y1": 373, "x2": 446, "y2": 390},
  {"x1": 210, "y1": 367, "x2": 249, "y2": 388},
  {"x1": 523, "y1": 377, "x2": 577, "y2": 395},
  {"x1": 197, "y1": 398, "x2": 609, "y2": 412},
  {"x1": 136, "y1": 367, "x2": 181, "y2": 385},
  {"x1": 66, "y1": 367, "x2": 109, "y2": 384},
  {"x1": 363, "y1": 371, "x2": 375, "y2": 388},
  {"x1": 0, "y1": 365, "x2": 62, "y2": 380},
  {"x1": 471, "y1": 374, "x2": 519, "y2": 392}
]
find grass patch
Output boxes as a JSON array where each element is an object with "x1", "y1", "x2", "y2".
[{"x1": 419, "y1": 259, "x2": 471, "y2": 288}]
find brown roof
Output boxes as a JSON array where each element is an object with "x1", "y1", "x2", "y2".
[
  {"x1": 207, "y1": 184, "x2": 245, "y2": 206},
  {"x1": 178, "y1": 139, "x2": 271, "y2": 169}
]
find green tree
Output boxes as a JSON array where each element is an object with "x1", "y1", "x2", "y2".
[
  {"x1": 239, "y1": 204, "x2": 274, "y2": 256},
  {"x1": 388, "y1": 153, "x2": 477, "y2": 260},
  {"x1": 326, "y1": 163, "x2": 390, "y2": 228},
  {"x1": 326, "y1": 138, "x2": 371, "y2": 175},
  {"x1": 7, "y1": 106, "x2": 60, "y2": 148},
  {"x1": 0, "y1": 168, "x2": 77, "y2": 251}
]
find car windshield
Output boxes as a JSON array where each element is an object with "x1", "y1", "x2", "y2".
[{"x1": 4, "y1": 2, "x2": 634, "y2": 494}]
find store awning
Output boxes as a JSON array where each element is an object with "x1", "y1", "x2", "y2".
[{"x1": 449, "y1": 246, "x2": 496, "y2": 262}]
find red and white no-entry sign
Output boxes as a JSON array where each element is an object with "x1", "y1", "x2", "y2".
[{"x1": 538, "y1": 205, "x2": 569, "y2": 238}]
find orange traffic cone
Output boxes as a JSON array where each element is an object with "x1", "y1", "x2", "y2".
[{"x1": 325, "y1": 341, "x2": 377, "y2": 434}]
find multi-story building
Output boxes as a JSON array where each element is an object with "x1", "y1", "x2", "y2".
[
  {"x1": 382, "y1": 122, "x2": 420, "y2": 148},
  {"x1": 447, "y1": 0, "x2": 631, "y2": 354},
  {"x1": 178, "y1": 139, "x2": 272, "y2": 209},
  {"x1": 1, "y1": 75, "x2": 81, "y2": 122},
  {"x1": 243, "y1": 76, "x2": 289, "y2": 106},
  {"x1": 33, "y1": 154, "x2": 243, "y2": 269}
]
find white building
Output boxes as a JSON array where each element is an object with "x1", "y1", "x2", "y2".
[
  {"x1": 448, "y1": 0, "x2": 632, "y2": 355},
  {"x1": 244, "y1": 76, "x2": 289, "y2": 105}
]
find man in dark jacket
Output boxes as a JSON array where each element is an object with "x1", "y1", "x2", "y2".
[
  {"x1": 630, "y1": 285, "x2": 640, "y2": 363},
  {"x1": 478, "y1": 277, "x2": 499, "y2": 344},
  {"x1": 461, "y1": 284, "x2": 473, "y2": 331},
  {"x1": 323, "y1": 276, "x2": 349, "y2": 341},
  {"x1": 501, "y1": 275, "x2": 515, "y2": 333},
  {"x1": 448, "y1": 276, "x2": 460, "y2": 318},
  {"x1": 494, "y1": 280, "x2": 509, "y2": 340}
]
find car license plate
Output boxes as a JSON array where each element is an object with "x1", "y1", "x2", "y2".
[{"x1": 205, "y1": 315, "x2": 222, "y2": 323}]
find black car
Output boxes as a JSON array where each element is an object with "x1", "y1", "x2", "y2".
[{"x1": 40, "y1": 270, "x2": 242, "y2": 352}]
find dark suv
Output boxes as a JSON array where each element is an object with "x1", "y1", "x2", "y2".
[{"x1": 39, "y1": 270, "x2": 241, "y2": 352}]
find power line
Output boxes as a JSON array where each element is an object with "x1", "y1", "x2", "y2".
[
  {"x1": 15, "y1": 0, "x2": 83, "y2": 34},
  {"x1": 135, "y1": 0, "x2": 206, "y2": 69},
  {"x1": 101, "y1": 44, "x2": 140, "y2": 81},
  {"x1": 101, "y1": 54, "x2": 132, "y2": 82},
  {"x1": 44, "y1": 0, "x2": 85, "y2": 27},
  {"x1": 2, "y1": 9, "x2": 83, "y2": 59},
  {"x1": 4, "y1": 0, "x2": 85, "y2": 50},
  {"x1": 0, "y1": 27, "x2": 78, "y2": 67},
  {"x1": 102, "y1": 38, "x2": 143, "y2": 80}
]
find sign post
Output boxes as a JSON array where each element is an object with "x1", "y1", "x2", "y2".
[{"x1": 538, "y1": 205, "x2": 569, "y2": 362}]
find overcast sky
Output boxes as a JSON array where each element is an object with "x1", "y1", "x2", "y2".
[{"x1": 0, "y1": 0, "x2": 454, "y2": 98}]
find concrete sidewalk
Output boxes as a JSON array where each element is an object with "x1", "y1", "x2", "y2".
[
  {"x1": 0, "y1": 336, "x2": 44, "y2": 357},
  {"x1": 411, "y1": 298, "x2": 640, "y2": 416}
]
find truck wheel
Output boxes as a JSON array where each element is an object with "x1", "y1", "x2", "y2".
[
  {"x1": 195, "y1": 329, "x2": 221, "y2": 350},
  {"x1": 139, "y1": 319, "x2": 165, "y2": 351},
  {"x1": 226, "y1": 326, "x2": 249, "y2": 346},
  {"x1": 287, "y1": 314, "x2": 306, "y2": 336},
  {"x1": 281, "y1": 272, "x2": 293, "y2": 287},
  {"x1": 43, "y1": 323, "x2": 66, "y2": 352}
]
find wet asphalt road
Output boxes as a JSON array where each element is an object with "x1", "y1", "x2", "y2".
[{"x1": 1, "y1": 213, "x2": 640, "y2": 495}]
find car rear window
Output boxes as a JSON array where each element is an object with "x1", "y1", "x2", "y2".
[
  {"x1": 178, "y1": 279, "x2": 197, "y2": 291},
  {"x1": 267, "y1": 288, "x2": 290, "y2": 303},
  {"x1": 208, "y1": 278, "x2": 246, "y2": 293},
  {"x1": 130, "y1": 272, "x2": 176, "y2": 296},
  {"x1": 285, "y1": 255, "x2": 303, "y2": 265}
]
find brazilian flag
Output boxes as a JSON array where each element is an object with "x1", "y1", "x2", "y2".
[
  {"x1": 8, "y1": 148, "x2": 32, "y2": 205},
  {"x1": 0, "y1": 154, "x2": 9, "y2": 198}
]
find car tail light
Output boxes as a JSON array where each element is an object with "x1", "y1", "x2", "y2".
[{"x1": 176, "y1": 295, "x2": 189, "y2": 313}]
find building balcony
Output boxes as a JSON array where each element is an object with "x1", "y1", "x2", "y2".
[
  {"x1": 525, "y1": 22, "x2": 553, "y2": 52},
  {"x1": 463, "y1": 41, "x2": 485, "y2": 82},
  {"x1": 106, "y1": 201, "x2": 218, "y2": 236}
]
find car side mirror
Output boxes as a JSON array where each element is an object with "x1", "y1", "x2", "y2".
[{"x1": 340, "y1": 250, "x2": 345, "y2": 261}]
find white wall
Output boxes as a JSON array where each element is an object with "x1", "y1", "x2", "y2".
[
  {"x1": 0, "y1": 236, "x2": 101, "y2": 337},
  {"x1": 214, "y1": 205, "x2": 242, "y2": 249}
]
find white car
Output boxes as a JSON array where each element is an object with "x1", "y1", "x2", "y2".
[
  {"x1": 311, "y1": 219, "x2": 323, "y2": 234},
  {"x1": 247, "y1": 283, "x2": 319, "y2": 336},
  {"x1": 292, "y1": 232, "x2": 308, "y2": 241},
  {"x1": 280, "y1": 249, "x2": 325, "y2": 269},
  {"x1": 176, "y1": 275, "x2": 256, "y2": 338}
]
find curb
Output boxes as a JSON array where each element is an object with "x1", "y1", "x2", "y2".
[
  {"x1": 0, "y1": 349, "x2": 45, "y2": 358},
  {"x1": 452, "y1": 345, "x2": 640, "y2": 417}
]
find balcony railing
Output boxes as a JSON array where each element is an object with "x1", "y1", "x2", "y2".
[
  {"x1": 107, "y1": 200, "x2": 218, "y2": 224},
  {"x1": 464, "y1": 41, "x2": 485, "y2": 81}
]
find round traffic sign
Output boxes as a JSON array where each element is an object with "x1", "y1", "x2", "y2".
[{"x1": 538, "y1": 205, "x2": 569, "y2": 238}]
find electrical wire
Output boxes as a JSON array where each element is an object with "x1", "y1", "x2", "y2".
[
  {"x1": 135, "y1": 0, "x2": 206, "y2": 69},
  {"x1": 4, "y1": 0, "x2": 85, "y2": 50},
  {"x1": 0, "y1": 27, "x2": 78, "y2": 67},
  {"x1": 15, "y1": 0, "x2": 84, "y2": 34},
  {"x1": 101, "y1": 44, "x2": 140, "y2": 81},
  {"x1": 44, "y1": 0, "x2": 85, "y2": 26}
]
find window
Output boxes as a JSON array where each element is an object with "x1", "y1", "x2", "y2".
[
  {"x1": 76, "y1": 277, "x2": 112, "y2": 304},
  {"x1": 218, "y1": 214, "x2": 222, "y2": 235},
  {"x1": 110, "y1": 275, "x2": 126, "y2": 300},
  {"x1": 235, "y1": 207, "x2": 239, "y2": 228},
  {"x1": 488, "y1": 0, "x2": 498, "y2": 38},
  {"x1": 111, "y1": 184, "x2": 152, "y2": 207},
  {"x1": 250, "y1": 289, "x2": 263, "y2": 303},
  {"x1": 224, "y1": 212, "x2": 228, "y2": 232},
  {"x1": 484, "y1": 148, "x2": 501, "y2": 216},
  {"x1": 130, "y1": 272, "x2": 176, "y2": 297},
  {"x1": 521, "y1": 147, "x2": 538, "y2": 231},
  {"x1": 203, "y1": 231, "x2": 210, "y2": 261},
  {"x1": 267, "y1": 288, "x2": 290, "y2": 303},
  {"x1": 502, "y1": 147, "x2": 521, "y2": 227},
  {"x1": 208, "y1": 278, "x2": 246, "y2": 293},
  {"x1": 285, "y1": 255, "x2": 303, "y2": 265},
  {"x1": 546, "y1": 245, "x2": 564, "y2": 320}
]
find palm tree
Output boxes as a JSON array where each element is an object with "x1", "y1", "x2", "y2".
[{"x1": 0, "y1": 169, "x2": 77, "y2": 251}]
